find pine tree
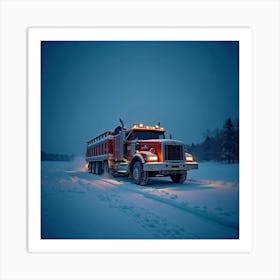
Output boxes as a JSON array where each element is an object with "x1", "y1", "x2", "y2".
[
  {"x1": 233, "y1": 119, "x2": 239, "y2": 162},
  {"x1": 222, "y1": 118, "x2": 235, "y2": 163}
]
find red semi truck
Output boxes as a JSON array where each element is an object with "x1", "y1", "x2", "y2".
[{"x1": 86, "y1": 120, "x2": 198, "y2": 185}]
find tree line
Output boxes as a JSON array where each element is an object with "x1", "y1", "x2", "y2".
[
  {"x1": 186, "y1": 118, "x2": 239, "y2": 163},
  {"x1": 41, "y1": 151, "x2": 74, "y2": 161},
  {"x1": 41, "y1": 118, "x2": 238, "y2": 163}
]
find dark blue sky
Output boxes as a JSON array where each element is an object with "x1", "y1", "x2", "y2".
[{"x1": 41, "y1": 41, "x2": 239, "y2": 155}]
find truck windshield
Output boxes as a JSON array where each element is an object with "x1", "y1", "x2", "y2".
[{"x1": 131, "y1": 130, "x2": 165, "y2": 140}]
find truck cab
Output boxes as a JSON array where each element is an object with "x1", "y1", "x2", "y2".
[{"x1": 112, "y1": 123, "x2": 198, "y2": 185}]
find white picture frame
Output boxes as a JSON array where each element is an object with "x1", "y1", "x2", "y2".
[{"x1": 1, "y1": 1, "x2": 279, "y2": 279}]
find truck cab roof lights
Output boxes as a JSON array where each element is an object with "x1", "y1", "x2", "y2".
[{"x1": 131, "y1": 124, "x2": 165, "y2": 131}]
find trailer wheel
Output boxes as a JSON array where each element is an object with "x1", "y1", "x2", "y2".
[
  {"x1": 96, "y1": 162, "x2": 102, "y2": 175},
  {"x1": 88, "y1": 162, "x2": 92, "y2": 173},
  {"x1": 92, "y1": 162, "x2": 96, "y2": 174},
  {"x1": 132, "y1": 161, "x2": 148, "y2": 185},
  {"x1": 103, "y1": 160, "x2": 110, "y2": 177},
  {"x1": 171, "y1": 172, "x2": 187, "y2": 183}
]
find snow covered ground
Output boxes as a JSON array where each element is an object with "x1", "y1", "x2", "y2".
[{"x1": 41, "y1": 158, "x2": 239, "y2": 239}]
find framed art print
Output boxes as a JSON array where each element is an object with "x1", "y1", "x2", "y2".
[{"x1": 28, "y1": 27, "x2": 252, "y2": 253}]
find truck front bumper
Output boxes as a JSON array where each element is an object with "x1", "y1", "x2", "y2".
[{"x1": 143, "y1": 161, "x2": 198, "y2": 172}]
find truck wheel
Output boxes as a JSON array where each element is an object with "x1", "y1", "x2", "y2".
[
  {"x1": 96, "y1": 162, "x2": 102, "y2": 175},
  {"x1": 103, "y1": 161, "x2": 110, "y2": 177},
  {"x1": 88, "y1": 162, "x2": 93, "y2": 173},
  {"x1": 132, "y1": 161, "x2": 148, "y2": 185},
  {"x1": 171, "y1": 172, "x2": 187, "y2": 183}
]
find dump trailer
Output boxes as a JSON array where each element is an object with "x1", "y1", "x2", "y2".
[{"x1": 86, "y1": 121, "x2": 198, "y2": 185}]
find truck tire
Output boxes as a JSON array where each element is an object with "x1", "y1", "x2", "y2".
[
  {"x1": 88, "y1": 162, "x2": 92, "y2": 173},
  {"x1": 91, "y1": 162, "x2": 95, "y2": 174},
  {"x1": 96, "y1": 162, "x2": 102, "y2": 175},
  {"x1": 132, "y1": 161, "x2": 148, "y2": 185},
  {"x1": 171, "y1": 172, "x2": 187, "y2": 183},
  {"x1": 103, "y1": 160, "x2": 110, "y2": 177}
]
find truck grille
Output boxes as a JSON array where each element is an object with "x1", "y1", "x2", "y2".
[{"x1": 164, "y1": 144, "x2": 184, "y2": 161}]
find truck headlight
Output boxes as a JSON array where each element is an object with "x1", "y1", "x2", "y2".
[
  {"x1": 186, "y1": 155, "x2": 193, "y2": 162},
  {"x1": 146, "y1": 155, "x2": 158, "y2": 162}
]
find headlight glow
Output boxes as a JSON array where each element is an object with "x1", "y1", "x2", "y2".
[
  {"x1": 146, "y1": 155, "x2": 158, "y2": 162},
  {"x1": 186, "y1": 155, "x2": 193, "y2": 162}
]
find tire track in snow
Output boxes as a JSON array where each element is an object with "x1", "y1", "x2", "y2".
[
  {"x1": 62, "y1": 172, "x2": 237, "y2": 234},
  {"x1": 96, "y1": 186, "x2": 199, "y2": 238},
  {"x1": 64, "y1": 173, "x2": 199, "y2": 238},
  {"x1": 100, "y1": 177, "x2": 239, "y2": 230}
]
